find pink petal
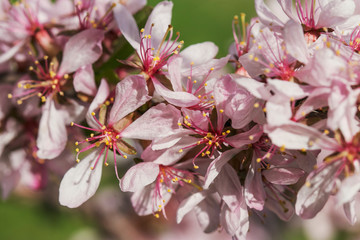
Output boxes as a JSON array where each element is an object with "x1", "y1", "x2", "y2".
[
  {"x1": 195, "y1": 196, "x2": 221, "y2": 233},
  {"x1": 204, "y1": 148, "x2": 242, "y2": 189},
  {"x1": 226, "y1": 124, "x2": 263, "y2": 148},
  {"x1": 176, "y1": 191, "x2": 207, "y2": 224},
  {"x1": 59, "y1": 149, "x2": 103, "y2": 208},
  {"x1": 167, "y1": 56, "x2": 183, "y2": 92},
  {"x1": 131, "y1": 183, "x2": 172, "y2": 216},
  {"x1": 295, "y1": 160, "x2": 342, "y2": 219},
  {"x1": 36, "y1": 100, "x2": 68, "y2": 159},
  {"x1": 58, "y1": 29, "x2": 104, "y2": 76},
  {"x1": 245, "y1": 157, "x2": 266, "y2": 211},
  {"x1": 120, "y1": 103, "x2": 181, "y2": 140},
  {"x1": 86, "y1": 79, "x2": 110, "y2": 129},
  {"x1": 262, "y1": 167, "x2": 304, "y2": 185},
  {"x1": 152, "y1": 77, "x2": 200, "y2": 107},
  {"x1": 120, "y1": 162, "x2": 159, "y2": 192},
  {"x1": 284, "y1": 20, "x2": 309, "y2": 64},
  {"x1": 343, "y1": 200, "x2": 357, "y2": 225},
  {"x1": 73, "y1": 65, "x2": 97, "y2": 96},
  {"x1": 113, "y1": 4, "x2": 140, "y2": 51},
  {"x1": 317, "y1": 0, "x2": 355, "y2": 28},
  {"x1": 214, "y1": 164, "x2": 243, "y2": 212},
  {"x1": 144, "y1": 1, "x2": 173, "y2": 50},
  {"x1": 121, "y1": 0, "x2": 147, "y2": 14},
  {"x1": 108, "y1": 75, "x2": 151, "y2": 125},
  {"x1": 180, "y1": 42, "x2": 218, "y2": 67},
  {"x1": 337, "y1": 173, "x2": 360, "y2": 206}
]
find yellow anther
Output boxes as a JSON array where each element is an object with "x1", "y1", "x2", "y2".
[
  {"x1": 71, "y1": 122, "x2": 74, "y2": 126},
  {"x1": 167, "y1": 189, "x2": 171, "y2": 193},
  {"x1": 210, "y1": 67, "x2": 214, "y2": 71},
  {"x1": 326, "y1": 41, "x2": 331, "y2": 48},
  {"x1": 198, "y1": 95, "x2": 202, "y2": 98},
  {"x1": 7, "y1": 93, "x2": 12, "y2": 99},
  {"x1": 205, "y1": 151, "x2": 210, "y2": 155},
  {"x1": 160, "y1": 179, "x2": 164, "y2": 183},
  {"x1": 254, "y1": 57, "x2": 259, "y2": 62},
  {"x1": 76, "y1": 159, "x2": 80, "y2": 163},
  {"x1": 234, "y1": 15, "x2": 239, "y2": 20},
  {"x1": 116, "y1": 135, "x2": 120, "y2": 139},
  {"x1": 123, "y1": 155, "x2": 128, "y2": 159},
  {"x1": 280, "y1": 145, "x2": 285, "y2": 152},
  {"x1": 197, "y1": 141, "x2": 201, "y2": 145},
  {"x1": 254, "y1": 102, "x2": 260, "y2": 108},
  {"x1": 17, "y1": 100, "x2": 23, "y2": 105},
  {"x1": 208, "y1": 140, "x2": 213, "y2": 145},
  {"x1": 258, "y1": 45, "x2": 262, "y2": 50},
  {"x1": 256, "y1": 158, "x2": 262, "y2": 163},
  {"x1": 269, "y1": 63, "x2": 274, "y2": 68},
  {"x1": 154, "y1": 214, "x2": 160, "y2": 218},
  {"x1": 44, "y1": 55, "x2": 49, "y2": 60},
  {"x1": 90, "y1": 133, "x2": 94, "y2": 137},
  {"x1": 226, "y1": 130, "x2": 230, "y2": 134},
  {"x1": 76, "y1": 148, "x2": 80, "y2": 152},
  {"x1": 101, "y1": 126, "x2": 106, "y2": 130},
  {"x1": 90, "y1": 167, "x2": 94, "y2": 170},
  {"x1": 301, "y1": 111, "x2": 306, "y2": 116},
  {"x1": 179, "y1": 149, "x2": 183, "y2": 153},
  {"x1": 308, "y1": 140, "x2": 314, "y2": 146},
  {"x1": 249, "y1": 135, "x2": 254, "y2": 140},
  {"x1": 187, "y1": 179, "x2": 192, "y2": 183},
  {"x1": 177, "y1": 122, "x2": 182, "y2": 126},
  {"x1": 35, "y1": 60, "x2": 39, "y2": 64},
  {"x1": 305, "y1": 181, "x2": 311, "y2": 187},
  {"x1": 324, "y1": 129, "x2": 330, "y2": 135},
  {"x1": 193, "y1": 165, "x2": 199, "y2": 169},
  {"x1": 262, "y1": 107, "x2": 267, "y2": 112},
  {"x1": 64, "y1": 74, "x2": 69, "y2": 79},
  {"x1": 290, "y1": 97, "x2": 295, "y2": 101},
  {"x1": 185, "y1": 115, "x2": 189, "y2": 119},
  {"x1": 190, "y1": 61, "x2": 194, "y2": 65},
  {"x1": 204, "y1": 83, "x2": 208, "y2": 86},
  {"x1": 193, "y1": 80, "x2": 197, "y2": 84},
  {"x1": 29, "y1": 66, "x2": 34, "y2": 71},
  {"x1": 105, "y1": 162, "x2": 109, "y2": 166},
  {"x1": 41, "y1": 96, "x2": 46, "y2": 102},
  {"x1": 301, "y1": 148, "x2": 306, "y2": 152},
  {"x1": 75, "y1": 141, "x2": 79, "y2": 146},
  {"x1": 219, "y1": 109, "x2": 224, "y2": 113},
  {"x1": 140, "y1": 28, "x2": 144, "y2": 33}
]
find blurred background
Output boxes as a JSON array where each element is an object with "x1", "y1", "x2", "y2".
[{"x1": 2, "y1": 1, "x2": 360, "y2": 240}]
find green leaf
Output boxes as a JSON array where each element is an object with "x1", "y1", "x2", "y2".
[{"x1": 9, "y1": 0, "x2": 20, "y2": 5}]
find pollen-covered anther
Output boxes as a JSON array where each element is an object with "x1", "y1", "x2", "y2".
[
  {"x1": 256, "y1": 158, "x2": 262, "y2": 163},
  {"x1": 76, "y1": 159, "x2": 80, "y2": 163},
  {"x1": 178, "y1": 149, "x2": 183, "y2": 153},
  {"x1": 7, "y1": 93, "x2": 12, "y2": 99},
  {"x1": 254, "y1": 102, "x2": 260, "y2": 108},
  {"x1": 280, "y1": 145, "x2": 285, "y2": 152},
  {"x1": 249, "y1": 135, "x2": 254, "y2": 140},
  {"x1": 324, "y1": 129, "x2": 330, "y2": 135},
  {"x1": 193, "y1": 165, "x2": 199, "y2": 169},
  {"x1": 219, "y1": 109, "x2": 224, "y2": 113}
]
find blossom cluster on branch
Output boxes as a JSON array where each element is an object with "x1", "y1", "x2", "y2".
[{"x1": 1, "y1": 0, "x2": 360, "y2": 239}]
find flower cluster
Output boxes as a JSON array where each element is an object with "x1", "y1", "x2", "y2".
[{"x1": 1, "y1": 0, "x2": 360, "y2": 239}]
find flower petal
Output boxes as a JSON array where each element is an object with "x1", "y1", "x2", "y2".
[
  {"x1": 120, "y1": 162, "x2": 159, "y2": 192},
  {"x1": 59, "y1": 149, "x2": 103, "y2": 208},
  {"x1": 109, "y1": 75, "x2": 151, "y2": 125},
  {"x1": 58, "y1": 29, "x2": 104, "y2": 76},
  {"x1": 120, "y1": 103, "x2": 181, "y2": 140},
  {"x1": 73, "y1": 65, "x2": 97, "y2": 96}
]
